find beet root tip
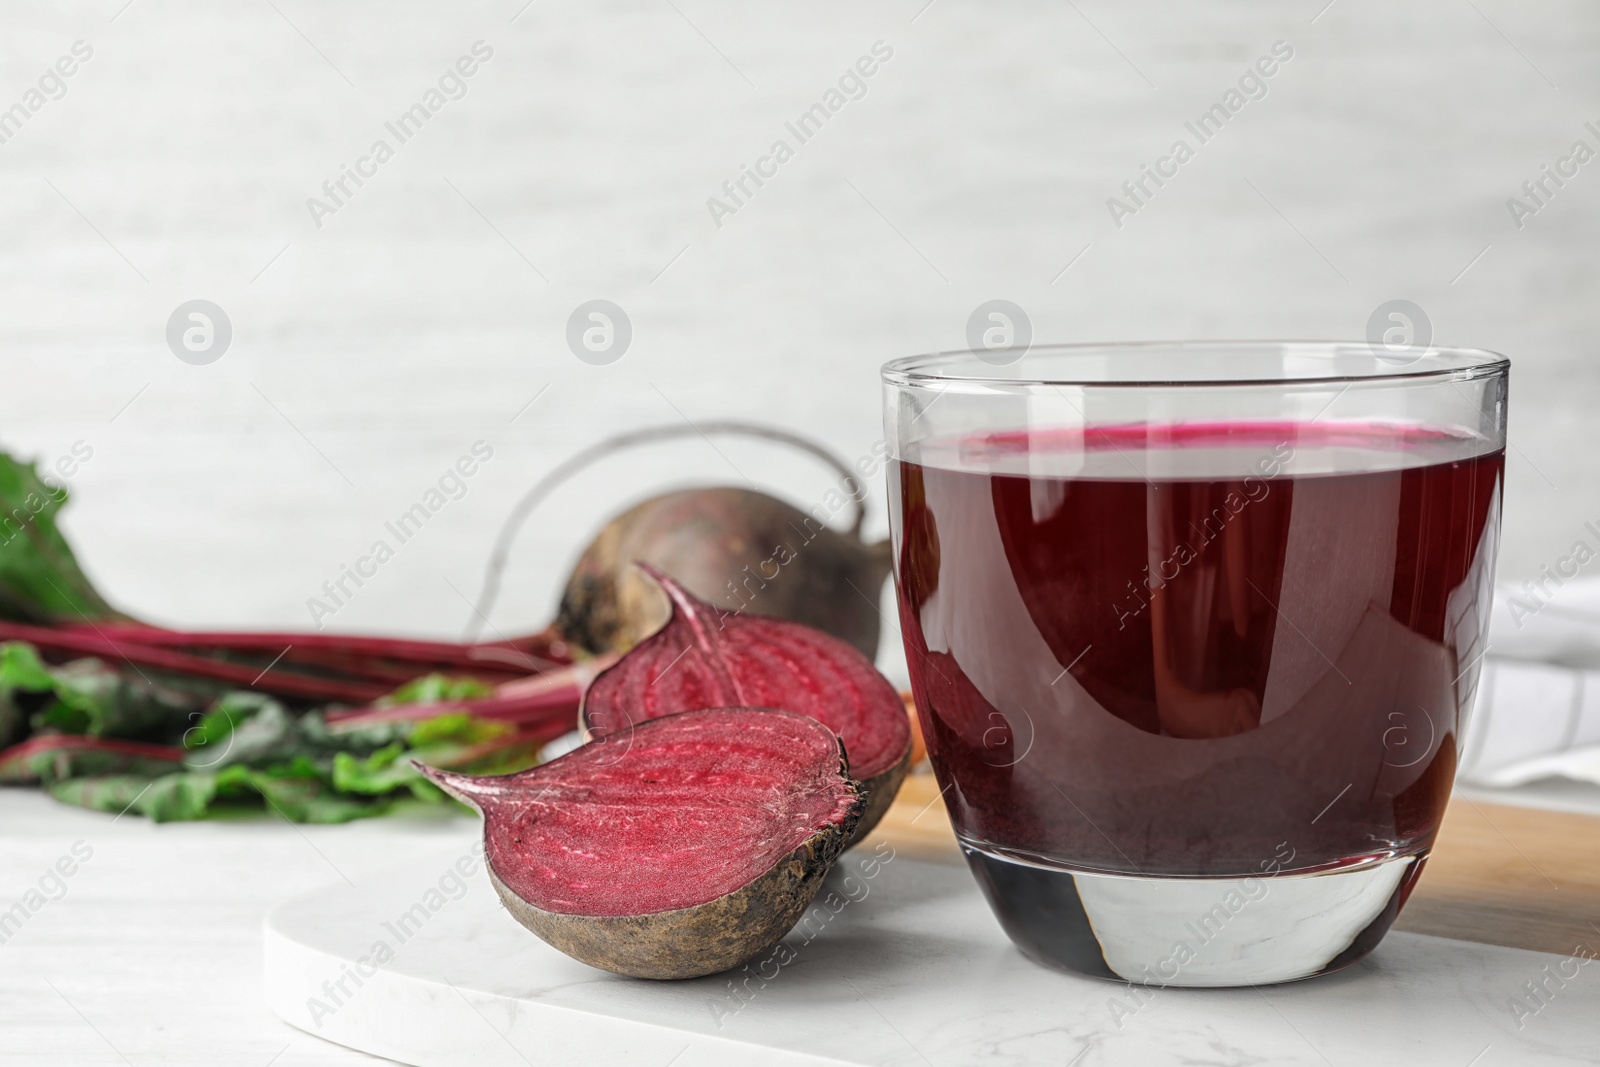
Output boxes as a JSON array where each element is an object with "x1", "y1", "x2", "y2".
[{"x1": 411, "y1": 761, "x2": 502, "y2": 810}]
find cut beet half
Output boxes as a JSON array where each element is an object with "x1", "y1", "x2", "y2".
[
  {"x1": 418, "y1": 707, "x2": 863, "y2": 980},
  {"x1": 580, "y1": 565, "x2": 913, "y2": 843}
]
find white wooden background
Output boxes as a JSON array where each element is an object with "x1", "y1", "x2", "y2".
[{"x1": 2, "y1": 1, "x2": 1599, "y2": 1063}]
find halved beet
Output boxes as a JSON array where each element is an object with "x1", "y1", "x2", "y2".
[
  {"x1": 418, "y1": 707, "x2": 863, "y2": 980},
  {"x1": 581, "y1": 565, "x2": 912, "y2": 842}
]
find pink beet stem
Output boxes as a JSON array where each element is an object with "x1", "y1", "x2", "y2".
[
  {"x1": 324, "y1": 655, "x2": 616, "y2": 731},
  {"x1": 0, "y1": 734, "x2": 188, "y2": 765},
  {"x1": 0, "y1": 621, "x2": 390, "y2": 704},
  {"x1": 57, "y1": 623, "x2": 569, "y2": 673}
]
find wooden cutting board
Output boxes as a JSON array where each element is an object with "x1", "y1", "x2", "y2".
[{"x1": 864, "y1": 771, "x2": 1600, "y2": 958}]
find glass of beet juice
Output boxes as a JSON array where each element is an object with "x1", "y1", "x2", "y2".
[{"x1": 882, "y1": 342, "x2": 1507, "y2": 986}]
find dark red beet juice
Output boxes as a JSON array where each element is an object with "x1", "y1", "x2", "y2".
[{"x1": 892, "y1": 422, "x2": 1502, "y2": 889}]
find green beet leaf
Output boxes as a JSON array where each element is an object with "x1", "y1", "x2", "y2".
[{"x1": 0, "y1": 451, "x2": 119, "y2": 623}]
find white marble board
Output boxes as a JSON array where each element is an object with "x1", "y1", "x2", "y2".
[{"x1": 263, "y1": 844, "x2": 1599, "y2": 1066}]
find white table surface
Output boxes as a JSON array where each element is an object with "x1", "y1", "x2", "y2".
[{"x1": 0, "y1": 790, "x2": 474, "y2": 1067}]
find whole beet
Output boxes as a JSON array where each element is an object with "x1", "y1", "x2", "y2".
[
  {"x1": 466, "y1": 422, "x2": 897, "y2": 660},
  {"x1": 555, "y1": 487, "x2": 892, "y2": 661}
]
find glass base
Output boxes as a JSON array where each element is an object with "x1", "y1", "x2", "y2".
[{"x1": 963, "y1": 842, "x2": 1421, "y2": 987}]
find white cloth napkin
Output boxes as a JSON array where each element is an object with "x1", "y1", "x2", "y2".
[{"x1": 1458, "y1": 577, "x2": 1600, "y2": 786}]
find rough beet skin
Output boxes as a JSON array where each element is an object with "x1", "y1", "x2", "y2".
[
  {"x1": 418, "y1": 707, "x2": 863, "y2": 980},
  {"x1": 581, "y1": 565, "x2": 913, "y2": 842},
  {"x1": 554, "y1": 487, "x2": 893, "y2": 662}
]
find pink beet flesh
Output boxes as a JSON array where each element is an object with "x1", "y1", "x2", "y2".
[
  {"x1": 425, "y1": 708, "x2": 860, "y2": 917},
  {"x1": 583, "y1": 567, "x2": 911, "y2": 781}
]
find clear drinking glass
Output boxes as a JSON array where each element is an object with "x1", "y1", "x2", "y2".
[{"x1": 882, "y1": 342, "x2": 1508, "y2": 987}]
